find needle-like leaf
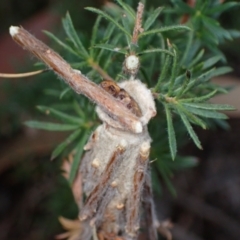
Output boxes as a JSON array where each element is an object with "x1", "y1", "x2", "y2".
[
  {"x1": 24, "y1": 121, "x2": 80, "y2": 131},
  {"x1": 177, "y1": 109, "x2": 202, "y2": 149},
  {"x1": 164, "y1": 104, "x2": 177, "y2": 160},
  {"x1": 69, "y1": 131, "x2": 89, "y2": 184},
  {"x1": 51, "y1": 129, "x2": 82, "y2": 160}
]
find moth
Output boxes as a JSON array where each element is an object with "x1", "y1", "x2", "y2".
[
  {"x1": 79, "y1": 78, "x2": 158, "y2": 239},
  {"x1": 9, "y1": 23, "x2": 162, "y2": 240}
]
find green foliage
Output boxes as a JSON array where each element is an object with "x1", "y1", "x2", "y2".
[
  {"x1": 27, "y1": 0, "x2": 238, "y2": 194},
  {"x1": 68, "y1": 131, "x2": 89, "y2": 184},
  {"x1": 51, "y1": 129, "x2": 81, "y2": 160}
]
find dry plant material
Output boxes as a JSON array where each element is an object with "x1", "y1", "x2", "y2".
[
  {"x1": 0, "y1": 69, "x2": 47, "y2": 78},
  {"x1": 55, "y1": 216, "x2": 82, "y2": 240},
  {"x1": 132, "y1": 2, "x2": 144, "y2": 45}
]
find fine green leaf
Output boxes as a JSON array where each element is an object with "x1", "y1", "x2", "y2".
[
  {"x1": 182, "y1": 103, "x2": 235, "y2": 111},
  {"x1": 94, "y1": 44, "x2": 127, "y2": 55},
  {"x1": 168, "y1": 156, "x2": 198, "y2": 170},
  {"x1": 115, "y1": 0, "x2": 135, "y2": 20},
  {"x1": 96, "y1": 24, "x2": 117, "y2": 63},
  {"x1": 158, "y1": 33, "x2": 166, "y2": 68},
  {"x1": 214, "y1": 119, "x2": 230, "y2": 130},
  {"x1": 201, "y1": 27, "x2": 219, "y2": 45},
  {"x1": 37, "y1": 106, "x2": 82, "y2": 124},
  {"x1": 70, "y1": 62, "x2": 88, "y2": 69},
  {"x1": 162, "y1": 171, "x2": 177, "y2": 196},
  {"x1": 183, "y1": 68, "x2": 215, "y2": 93},
  {"x1": 154, "y1": 51, "x2": 172, "y2": 92},
  {"x1": 90, "y1": 15, "x2": 102, "y2": 57},
  {"x1": 180, "y1": 67, "x2": 230, "y2": 95},
  {"x1": 170, "y1": 0, "x2": 195, "y2": 14},
  {"x1": 139, "y1": 25, "x2": 191, "y2": 38},
  {"x1": 181, "y1": 30, "x2": 194, "y2": 66},
  {"x1": 228, "y1": 29, "x2": 240, "y2": 38},
  {"x1": 206, "y1": 2, "x2": 240, "y2": 15},
  {"x1": 144, "y1": 7, "x2": 163, "y2": 31},
  {"x1": 210, "y1": 66, "x2": 232, "y2": 78},
  {"x1": 188, "y1": 49, "x2": 205, "y2": 69},
  {"x1": 43, "y1": 89, "x2": 61, "y2": 97},
  {"x1": 138, "y1": 48, "x2": 174, "y2": 56},
  {"x1": 73, "y1": 101, "x2": 86, "y2": 119},
  {"x1": 177, "y1": 110, "x2": 202, "y2": 149},
  {"x1": 25, "y1": 121, "x2": 79, "y2": 131},
  {"x1": 203, "y1": 56, "x2": 222, "y2": 70},
  {"x1": 175, "y1": 71, "x2": 191, "y2": 98},
  {"x1": 165, "y1": 104, "x2": 177, "y2": 160},
  {"x1": 183, "y1": 105, "x2": 228, "y2": 119},
  {"x1": 85, "y1": 7, "x2": 131, "y2": 37},
  {"x1": 157, "y1": 163, "x2": 177, "y2": 196},
  {"x1": 60, "y1": 87, "x2": 71, "y2": 99},
  {"x1": 51, "y1": 129, "x2": 82, "y2": 160},
  {"x1": 69, "y1": 131, "x2": 89, "y2": 184},
  {"x1": 43, "y1": 31, "x2": 80, "y2": 58},
  {"x1": 151, "y1": 169, "x2": 162, "y2": 196},
  {"x1": 121, "y1": 13, "x2": 133, "y2": 43},
  {"x1": 180, "y1": 90, "x2": 218, "y2": 102},
  {"x1": 202, "y1": 16, "x2": 232, "y2": 41},
  {"x1": 168, "y1": 48, "x2": 178, "y2": 96},
  {"x1": 62, "y1": 12, "x2": 89, "y2": 58},
  {"x1": 101, "y1": 22, "x2": 116, "y2": 42},
  {"x1": 177, "y1": 104, "x2": 207, "y2": 129}
]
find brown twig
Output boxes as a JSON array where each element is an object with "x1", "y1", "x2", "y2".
[
  {"x1": 131, "y1": 2, "x2": 144, "y2": 45},
  {"x1": 88, "y1": 59, "x2": 114, "y2": 81},
  {"x1": 0, "y1": 69, "x2": 47, "y2": 78},
  {"x1": 9, "y1": 26, "x2": 142, "y2": 133}
]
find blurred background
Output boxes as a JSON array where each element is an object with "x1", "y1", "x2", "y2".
[{"x1": 0, "y1": 0, "x2": 240, "y2": 239}]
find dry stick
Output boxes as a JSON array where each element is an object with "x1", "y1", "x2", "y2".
[
  {"x1": 89, "y1": 60, "x2": 114, "y2": 82},
  {"x1": 9, "y1": 26, "x2": 142, "y2": 133},
  {"x1": 0, "y1": 69, "x2": 47, "y2": 78},
  {"x1": 131, "y1": 2, "x2": 144, "y2": 45}
]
